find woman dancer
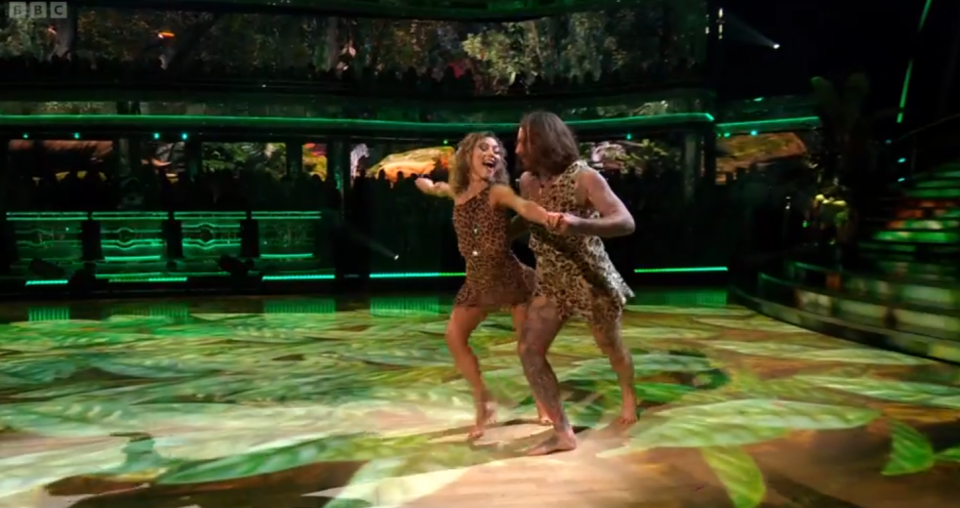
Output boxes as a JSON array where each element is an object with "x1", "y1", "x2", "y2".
[{"x1": 415, "y1": 131, "x2": 552, "y2": 439}]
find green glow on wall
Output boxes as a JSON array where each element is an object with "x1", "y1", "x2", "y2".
[
  {"x1": 0, "y1": 113, "x2": 714, "y2": 135},
  {"x1": 716, "y1": 117, "x2": 820, "y2": 134}
]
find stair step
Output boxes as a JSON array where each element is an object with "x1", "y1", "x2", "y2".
[
  {"x1": 858, "y1": 240, "x2": 960, "y2": 254},
  {"x1": 880, "y1": 198, "x2": 960, "y2": 207},
  {"x1": 758, "y1": 273, "x2": 960, "y2": 341},
  {"x1": 887, "y1": 208, "x2": 960, "y2": 219},
  {"x1": 866, "y1": 219, "x2": 960, "y2": 229},
  {"x1": 874, "y1": 259, "x2": 960, "y2": 276},
  {"x1": 735, "y1": 287, "x2": 960, "y2": 364},
  {"x1": 903, "y1": 188, "x2": 960, "y2": 199},
  {"x1": 872, "y1": 230, "x2": 960, "y2": 243},
  {"x1": 789, "y1": 261, "x2": 960, "y2": 309},
  {"x1": 913, "y1": 179, "x2": 960, "y2": 189}
]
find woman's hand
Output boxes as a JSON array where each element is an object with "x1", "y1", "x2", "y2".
[
  {"x1": 546, "y1": 213, "x2": 583, "y2": 235},
  {"x1": 415, "y1": 177, "x2": 434, "y2": 193}
]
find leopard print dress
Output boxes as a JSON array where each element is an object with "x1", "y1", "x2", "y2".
[
  {"x1": 452, "y1": 185, "x2": 536, "y2": 310},
  {"x1": 528, "y1": 161, "x2": 634, "y2": 323}
]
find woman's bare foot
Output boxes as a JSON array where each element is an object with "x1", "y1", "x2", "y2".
[
  {"x1": 617, "y1": 395, "x2": 639, "y2": 424},
  {"x1": 468, "y1": 399, "x2": 497, "y2": 440},
  {"x1": 525, "y1": 429, "x2": 577, "y2": 456}
]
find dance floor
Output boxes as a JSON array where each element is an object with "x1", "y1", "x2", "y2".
[{"x1": 1, "y1": 290, "x2": 959, "y2": 508}]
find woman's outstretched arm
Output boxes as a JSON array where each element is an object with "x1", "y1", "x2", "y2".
[
  {"x1": 489, "y1": 184, "x2": 551, "y2": 225},
  {"x1": 415, "y1": 177, "x2": 453, "y2": 199}
]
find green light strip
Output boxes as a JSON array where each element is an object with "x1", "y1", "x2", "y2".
[
  {"x1": 6, "y1": 212, "x2": 88, "y2": 222},
  {"x1": 716, "y1": 117, "x2": 820, "y2": 134},
  {"x1": 260, "y1": 253, "x2": 315, "y2": 259},
  {"x1": 262, "y1": 274, "x2": 335, "y2": 281},
  {"x1": 633, "y1": 267, "x2": 728, "y2": 273},
  {"x1": 24, "y1": 279, "x2": 68, "y2": 286},
  {"x1": 103, "y1": 255, "x2": 163, "y2": 262},
  {"x1": 110, "y1": 277, "x2": 188, "y2": 283},
  {"x1": 369, "y1": 272, "x2": 465, "y2": 279},
  {"x1": 898, "y1": 0, "x2": 934, "y2": 124},
  {"x1": 92, "y1": 212, "x2": 169, "y2": 221},
  {"x1": 22, "y1": 267, "x2": 727, "y2": 287},
  {"x1": 918, "y1": 0, "x2": 934, "y2": 32},
  {"x1": 0, "y1": 113, "x2": 714, "y2": 134}
]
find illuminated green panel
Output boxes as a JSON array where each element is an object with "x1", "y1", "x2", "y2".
[
  {"x1": 5, "y1": 212, "x2": 87, "y2": 263},
  {"x1": 264, "y1": 299, "x2": 336, "y2": 314},
  {"x1": 27, "y1": 306, "x2": 70, "y2": 321},
  {"x1": 0, "y1": 113, "x2": 714, "y2": 136},
  {"x1": 174, "y1": 212, "x2": 245, "y2": 263},
  {"x1": 371, "y1": 297, "x2": 443, "y2": 317},
  {"x1": 873, "y1": 231, "x2": 960, "y2": 244},
  {"x1": 252, "y1": 211, "x2": 320, "y2": 261},
  {"x1": 716, "y1": 117, "x2": 819, "y2": 135},
  {"x1": 92, "y1": 212, "x2": 169, "y2": 263},
  {"x1": 102, "y1": 303, "x2": 191, "y2": 318}
]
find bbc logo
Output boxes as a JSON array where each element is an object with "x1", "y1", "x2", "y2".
[{"x1": 8, "y1": 2, "x2": 68, "y2": 19}]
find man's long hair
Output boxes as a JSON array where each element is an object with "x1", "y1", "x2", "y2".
[
  {"x1": 450, "y1": 132, "x2": 509, "y2": 195},
  {"x1": 518, "y1": 111, "x2": 580, "y2": 176}
]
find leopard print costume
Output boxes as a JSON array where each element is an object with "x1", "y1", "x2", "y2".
[
  {"x1": 527, "y1": 161, "x2": 634, "y2": 323},
  {"x1": 452, "y1": 185, "x2": 536, "y2": 309}
]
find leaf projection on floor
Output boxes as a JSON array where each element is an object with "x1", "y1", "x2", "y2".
[{"x1": 0, "y1": 297, "x2": 959, "y2": 508}]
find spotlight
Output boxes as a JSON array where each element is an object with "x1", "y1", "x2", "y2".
[
  {"x1": 28, "y1": 258, "x2": 66, "y2": 279},
  {"x1": 772, "y1": 44, "x2": 780, "y2": 49},
  {"x1": 218, "y1": 255, "x2": 252, "y2": 277}
]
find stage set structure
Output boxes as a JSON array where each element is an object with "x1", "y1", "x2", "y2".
[{"x1": 0, "y1": 1, "x2": 956, "y2": 360}]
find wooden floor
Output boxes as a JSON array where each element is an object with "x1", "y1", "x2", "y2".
[{"x1": 1, "y1": 291, "x2": 959, "y2": 508}]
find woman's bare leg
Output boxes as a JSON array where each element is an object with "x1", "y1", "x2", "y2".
[
  {"x1": 510, "y1": 304, "x2": 552, "y2": 425},
  {"x1": 446, "y1": 305, "x2": 492, "y2": 439}
]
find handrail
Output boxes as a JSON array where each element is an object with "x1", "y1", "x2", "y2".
[{"x1": 892, "y1": 110, "x2": 960, "y2": 144}]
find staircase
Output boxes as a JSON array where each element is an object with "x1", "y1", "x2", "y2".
[{"x1": 734, "y1": 161, "x2": 960, "y2": 364}]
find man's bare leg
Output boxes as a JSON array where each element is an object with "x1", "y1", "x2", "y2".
[
  {"x1": 445, "y1": 305, "x2": 494, "y2": 439},
  {"x1": 589, "y1": 310, "x2": 638, "y2": 424},
  {"x1": 510, "y1": 304, "x2": 552, "y2": 426},
  {"x1": 518, "y1": 296, "x2": 576, "y2": 455}
]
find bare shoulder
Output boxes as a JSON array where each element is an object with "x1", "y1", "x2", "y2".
[
  {"x1": 518, "y1": 171, "x2": 536, "y2": 194},
  {"x1": 573, "y1": 165, "x2": 609, "y2": 201}
]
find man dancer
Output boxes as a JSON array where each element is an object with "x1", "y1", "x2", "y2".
[{"x1": 514, "y1": 111, "x2": 638, "y2": 455}]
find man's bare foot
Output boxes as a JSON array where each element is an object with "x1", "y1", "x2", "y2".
[
  {"x1": 467, "y1": 400, "x2": 497, "y2": 440},
  {"x1": 525, "y1": 429, "x2": 577, "y2": 456}
]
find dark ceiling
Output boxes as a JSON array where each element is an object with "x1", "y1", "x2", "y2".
[{"x1": 718, "y1": 0, "x2": 931, "y2": 108}]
